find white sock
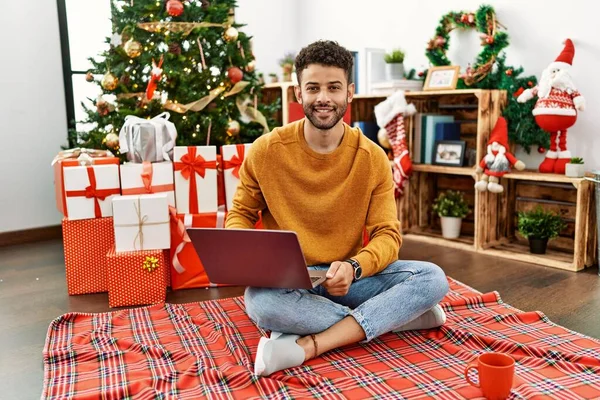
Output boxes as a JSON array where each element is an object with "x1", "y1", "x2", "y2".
[
  {"x1": 254, "y1": 333, "x2": 305, "y2": 376},
  {"x1": 394, "y1": 304, "x2": 447, "y2": 332}
]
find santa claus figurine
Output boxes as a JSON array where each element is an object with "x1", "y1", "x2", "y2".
[
  {"x1": 517, "y1": 39, "x2": 585, "y2": 174},
  {"x1": 475, "y1": 117, "x2": 525, "y2": 193}
]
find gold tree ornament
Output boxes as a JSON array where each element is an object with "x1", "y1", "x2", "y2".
[
  {"x1": 124, "y1": 38, "x2": 142, "y2": 58},
  {"x1": 227, "y1": 120, "x2": 240, "y2": 136},
  {"x1": 246, "y1": 60, "x2": 255, "y2": 72},
  {"x1": 104, "y1": 133, "x2": 120, "y2": 149},
  {"x1": 101, "y1": 72, "x2": 119, "y2": 90},
  {"x1": 223, "y1": 26, "x2": 238, "y2": 42}
]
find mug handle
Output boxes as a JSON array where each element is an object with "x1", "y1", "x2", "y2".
[{"x1": 465, "y1": 362, "x2": 480, "y2": 388}]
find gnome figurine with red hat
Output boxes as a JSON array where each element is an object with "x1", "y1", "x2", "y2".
[
  {"x1": 517, "y1": 39, "x2": 586, "y2": 174},
  {"x1": 475, "y1": 117, "x2": 526, "y2": 193}
]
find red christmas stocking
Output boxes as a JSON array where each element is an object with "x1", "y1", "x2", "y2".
[{"x1": 385, "y1": 114, "x2": 412, "y2": 196}]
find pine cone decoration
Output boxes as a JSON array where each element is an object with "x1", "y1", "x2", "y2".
[
  {"x1": 169, "y1": 42, "x2": 182, "y2": 55},
  {"x1": 120, "y1": 74, "x2": 131, "y2": 85},
  {"x1": 201, "y1": 0, "x2": 210, "y2": 9}
]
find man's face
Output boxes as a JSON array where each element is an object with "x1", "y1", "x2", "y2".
[{"x1": 294, "y1": 64, "x2": 354, "y2": 130}]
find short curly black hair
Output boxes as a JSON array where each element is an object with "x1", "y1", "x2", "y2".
[{"x1": 294, "y1": 40, "x2": 354, "y2": 84}]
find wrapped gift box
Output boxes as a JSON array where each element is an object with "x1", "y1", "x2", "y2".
[
  {"x1": 106, "y1": 246, "x2": 168, "y2": 308},
  {"x1": 53, "y1": 152, "x2": 120, "y2": 218},
  {"x1": 221, "y1": 144, "x2": 252, "y2": 211},
  {"x1": 173, "y1": 146, "x2": 218, "y2": 214},
  {"x1": 120, "y1": 161, "x2": 175, "y2": 206},
  {"x1": 113, "y1": 193, "x2": 170, "y2": 252},
  {"x1": 118, "y1": 112, "x2": 177, "y2": 163},
  {"x1": 62, "y1": 217, "x2": 114, "y2": 295},
  {"x1": 169, "y1": 207, "x2": 227, "y2": 290},
  {"x1": 62, "y1": 165, "x2": 120, "y2": 220}
]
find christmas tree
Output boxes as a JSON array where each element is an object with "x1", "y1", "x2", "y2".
[{"x1": 69, "y1": 0, "x2": 279, "y2": 155}]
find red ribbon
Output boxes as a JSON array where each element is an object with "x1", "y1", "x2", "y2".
[
  {"x1": 174, "y1": 147, "x2": 217, "y2": 214},
  {"x1": 121, "y1": 161, "x2": 174, "y2": 195},
  {"x1": 65, "y1": 167, "x2": 120, "y2": 218},
  {"x1": 223, "y1": 144, "x2": 245, "y2": 179}
]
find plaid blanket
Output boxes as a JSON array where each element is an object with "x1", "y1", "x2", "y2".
[{"x1": 42, "y1": 278, "x2": 600, "y2": 399}]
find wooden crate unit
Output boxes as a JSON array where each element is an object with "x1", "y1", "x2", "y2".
[{"x1": 480, "y1": 173, "x2": 595, "y2": 271}]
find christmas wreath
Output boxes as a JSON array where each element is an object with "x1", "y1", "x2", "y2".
[
  {"x1": 425, "y1": 4, "x2": 548, "y2": 152},
  {"x1": 426, "y1": 5, "x2": 508, "y2": 86}
]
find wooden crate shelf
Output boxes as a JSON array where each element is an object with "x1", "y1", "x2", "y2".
[{"x1": 412, "y1": 164, "x2": 475, "y2": 176}]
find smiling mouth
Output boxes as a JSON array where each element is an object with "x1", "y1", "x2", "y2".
[{"x1": 314, "y1": 108, "x2": 334, "y2": 114}]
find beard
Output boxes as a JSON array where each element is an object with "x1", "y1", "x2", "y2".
[
  {"x1": 539, "y1": 68, "x2": 576, "y2": 98},
  {"x1": 303, "y1": 99, "x2": 348, "y2": 130}
]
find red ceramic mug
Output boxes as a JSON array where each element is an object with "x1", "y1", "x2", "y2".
[{"x1": 465, "y1": 353, "x2": 515, "y2": 400}]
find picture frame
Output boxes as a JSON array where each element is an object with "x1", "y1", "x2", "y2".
[
  {"x1": 423, "y1": 66, "x2": 460, "y2": 91},
  {"x1": 433, "y1": 140, "x2": 466, "y2": 167}
]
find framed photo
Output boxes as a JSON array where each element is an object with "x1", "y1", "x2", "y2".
[
  {"x1": 423, "y1": 66, "x2": 460, "y2": 91},
  {"x1": 433, "y1": 140, "x2": 466, "y2": 167}
]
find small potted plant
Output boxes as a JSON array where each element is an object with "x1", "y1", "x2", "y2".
[
  {"x1": 279, "y1": 52, "x2": 296, "y2": 82},
  {"x1": 268, "y1": 72, "x2": 278, "y2": 83},
  {"x1": 432, "y1": 190, "x2": 470, "y2": 239},
  {"x1": 565, "y1": 157, "x2": 585, "y2": 178},
  {"x1": 517, "y1": 206, "x2": 566, "y2": 254},
  {"x1": 384, "y1": 49, "x2": 406, "y2": 81}
]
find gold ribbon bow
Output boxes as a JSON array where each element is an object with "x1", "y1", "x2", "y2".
[{"x1": 142, "y1": 256, "x2": 159, "y2": 273}]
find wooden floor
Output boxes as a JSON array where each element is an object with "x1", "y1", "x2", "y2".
[{"x1": 1, "y1": 238, "x2": 599, "y2": 399}]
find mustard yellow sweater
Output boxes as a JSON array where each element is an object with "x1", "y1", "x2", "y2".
[{"x1": 225, "y1": 119, "x2": 402, "y2": 277}]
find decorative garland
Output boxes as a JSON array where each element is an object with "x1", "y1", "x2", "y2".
[
  {"x1": 426, "y1": 5, "x2": 508, "y2": 86},
  {"x1": 425, "y1": 4, "x2": 548, "y2": 152}
]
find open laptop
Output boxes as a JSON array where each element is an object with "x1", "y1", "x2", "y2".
[{"x1": 186, "y1": 228, "x2": 327, "y2": 289}]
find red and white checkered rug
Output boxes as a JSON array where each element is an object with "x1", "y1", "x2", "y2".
[{"x1": 42, "y1": 278, "x2": 600, "y2": 399}]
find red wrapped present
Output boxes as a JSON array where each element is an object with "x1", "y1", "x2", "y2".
[
  {"x1": 169, "y1": 206, "x2": 227, "y2": 290},
  {"x1": 169, "y1": 206, "x2": 264, "y2": 290},
  {"x1": 106, "y1": 246, "x2": 168, "y2": 308},
  {"x1": 53, "y1": 149, "x2": 120, "y2": 218},
  {"x1": 62, "y1": 217, "x2": 114, "y2": 295}
]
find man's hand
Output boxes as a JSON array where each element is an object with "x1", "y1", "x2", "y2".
[{"x1": 322, "y1": 261, "x2": 353, "y2": 297}]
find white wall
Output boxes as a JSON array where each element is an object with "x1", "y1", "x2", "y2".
[
  {"x1": 236, "y1": 0, "x2": 302, "y2": 80},
  {"x1": 0, "y1": 1, "x2": 68, "y2": 233},
  {"x1": 293, "y1": 0, "x2": 599, "y2": 170}
]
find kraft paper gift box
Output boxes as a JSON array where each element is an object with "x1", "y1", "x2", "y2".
[
  {"x1": 52, "y1": 150, "x2": 120, "y2": 218},
  {"x1": 173, "y1": 146, "x2": 218, "y2": 214},
  {"x1": 62, "y1": 217, "x2": 114, "y2": 295},
  {"x1": 168, "y1": 206, "x2": 227, "y2": 290},
  {"x1": 221, "y1": 143, "x2": 252, "y2": 211},
  {"x1": 106, "y1": 246, "x2": 168, "y2": 308},
  {"x1": 112, "y1": 193, "x2": 171, "y2": 252},
  {"x1": 120, "y1": 161, "x2": 176, "y2": 207},
  {"x1": 118, "y1": 112, "x2": 177, "y2": 163}
]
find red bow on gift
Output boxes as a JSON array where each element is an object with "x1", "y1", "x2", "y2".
[
  {"x1": 174, "y1": 147, "x2": 217, "y2": 214},
  {"x1": 66, "y1": 167, "x2": 120, "y2": 218},
  {"x1": 223, "y1": 144, "x2": 245, "y2": 179},
  {"x1": 121, "y1": 161, "x2": 174, "y2": 196}
]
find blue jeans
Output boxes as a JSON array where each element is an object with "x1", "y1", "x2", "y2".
[{"x1": 244, "y1": 260, "x2": 449, "y2": 342}]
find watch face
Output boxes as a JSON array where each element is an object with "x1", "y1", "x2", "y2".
[{"x1": 354, "y1": 266, "x2": 362, "y2": 280}]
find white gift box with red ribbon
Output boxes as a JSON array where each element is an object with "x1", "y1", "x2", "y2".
[
  {"x1": 221, "y1": 143, "x2": 252, "y2": 211},
  {"x1": 173, "y1": 146, "x2": 218, "y2": 214},
  {"x1": 63, "y1": 164, "x2": 121, "y2": 220},
  {"x1": 120, "y1": 161, "x2": 176, "y2": 207},
  {"x1": 112, "y1": 193, "x2": 171, "y2": 253}
]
